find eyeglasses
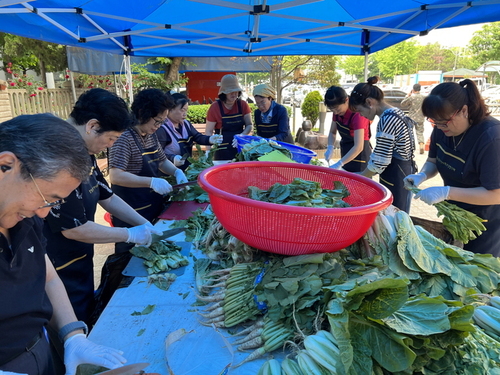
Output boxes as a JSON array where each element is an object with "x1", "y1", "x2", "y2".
[
  {"x1": 153, "y1": 117, "x2": 165, "y2": 126},
  {"x1": 428, "y1": 110, "x2": 459, "y2": 127},
  {"x1": 29, "y1": 172, "x2": 66, "y2": 209}
]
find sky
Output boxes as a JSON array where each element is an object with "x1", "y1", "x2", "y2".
[{"x1": 411, "y1": 23, "x2": 487, "y2": 47}]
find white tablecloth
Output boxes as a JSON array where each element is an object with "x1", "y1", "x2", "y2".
[{"x1": 89, "y1": 220, "x2": 268, "y2": 374}]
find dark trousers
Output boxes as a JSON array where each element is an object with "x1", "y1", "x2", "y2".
[{"x1": 0, "y1": 331, "x2": 55, "y2": 375}]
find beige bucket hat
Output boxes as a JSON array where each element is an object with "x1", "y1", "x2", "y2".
[{"x1": 218, "y1": 74, "x2": 243, "y2": 95}]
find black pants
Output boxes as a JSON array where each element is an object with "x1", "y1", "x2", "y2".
[{"x1": 0, "y1": 331, "x2": 55, "y2": 375}]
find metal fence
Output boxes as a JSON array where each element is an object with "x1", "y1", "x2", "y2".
[{"x1": 7, "y1": 88, "x2": 85, "y2": 119}]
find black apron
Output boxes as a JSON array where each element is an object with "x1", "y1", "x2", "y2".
[
  {"x1": 214, "y1": 100, "x2": 246, "y2": 160},
  {"x1": 45, "y1": 157, "x2": 100, "y2": 324},
  {"x1": 255, "y1": 116, "x2": 294, "y2": 144},
  {"x1": 435, "y1": 130, "x2": 500, "y2": 256},
  {"x1": 379, "y1": 157, "x2": 415, "y2": 214},
  {"x1": 336, "y1": 113, "x2": 371, "y2": 173},
  {"x1": 111, "y1": 129, "x2": 165, "y2": 231},
  {"x1": 378, "y1": 113, "x2": 416, "y2": 214}
]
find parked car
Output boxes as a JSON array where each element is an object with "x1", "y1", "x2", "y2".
[{"x1": 382, "y1": 89, "x2": 410, "y2": 112}]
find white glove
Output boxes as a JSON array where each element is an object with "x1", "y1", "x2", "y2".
[
  {"x1": 403, "y1": 172, "x2": 428, "y2": 190},
  {"x1": 330, "y1": 160, "x2": 344, "y2": 170},
  {"x1": 324, "y1": 145, "x2": 334, "y2": 162},
  {"x1": 64, "y1": 334, "x2": 127, "y2": 375},
  {"x1": 209, "y1": 134, "x2": 223, "y2": 145},
  {"x1": 126, "y1": 222, "x2": 162, "y2": 246},
  {"x1": 174, "y1": 169, "x2": 188, "y2": 184},
  {"x1": 414, "y1": 186, "x2": 450, "y2": 205},
  {"x1": 150, "y1": 177, "x2": 172, "y2": 195},
  {"x1": 0, "y1": 371, "x2": 28, "y2": 375},
  {"x1": 173, "y1": 155, "x2": 185, "y2": 167}
]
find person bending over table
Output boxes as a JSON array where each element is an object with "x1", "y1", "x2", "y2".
[
  {"x1": 404, "y1": 79, "x2": 500, "y2": 256},
  {"x1": 43, "y1": 89, "x2": 161, "y2": 327},
  {"x1": 156, "y1": 93, "x2": 222, "y2": 170},
  {"x1": 109, "y1": 88, "x2": 188, "y2": 253},
  {"x1": 0, "y1": 114, "x2": 126, "y2": 375},
  {"x1": 323, "y1": 85, "x2": 371, "y2": 172},
  {"x1": 349, "y1": 76, "x2": 417, "y2": 213}
]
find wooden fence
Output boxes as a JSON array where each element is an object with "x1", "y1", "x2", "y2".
[{"x1": 6, "y1": 88, "x2": 86, "y2": 120}]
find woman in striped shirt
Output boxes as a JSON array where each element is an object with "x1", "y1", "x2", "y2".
[{"x1": 349, "y1": 76, "x2": 416, "y2": 213}]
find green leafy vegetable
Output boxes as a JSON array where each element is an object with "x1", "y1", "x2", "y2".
[{"x1": 248, "y1": 178, "x2": 350, "y2": 207}]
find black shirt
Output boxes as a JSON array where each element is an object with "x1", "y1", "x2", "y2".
[{"x1": 0, "y1": 217, "x2": 53, "y2": 363}]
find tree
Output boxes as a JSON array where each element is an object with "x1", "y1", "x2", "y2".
[
  {"x1": 0, "y1": 33, "x2": 67, "y2": 84},
  {"x1": 306, "y1": 56, "x2": 341, "y2": 88},
  {"x1": 338, "y1": 56, "x2": 365, "y2": 81},
  {"x1": 468, "y1": 22, "x2": 500, "y2": 66},
  {"x1": 371, "y1": 40, "x2": 418, "y2": 81}
]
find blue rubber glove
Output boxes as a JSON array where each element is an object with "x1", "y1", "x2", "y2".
[
  {"x1": 403, "y1": 172, "x2": 427, "y2": 190},
  {"x1": 324, "y1": 145, "x2": 334, "y2": 162},
  {"x1": 414, "y1": 186, "x2": 450, "y2": 205},
  {"x1": 64, "y1": 334, "x2": 126, "y2": 375},
  {"x1": 174, "y1": 169, "x2": 188, "y2": 184},
  {"x1": 330, "y1": 160, "x2": 344, "y2": 170}
]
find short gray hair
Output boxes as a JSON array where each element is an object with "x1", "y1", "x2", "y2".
[{"x1": 0, "y1": 114, "x2": 91, "y2": 182}]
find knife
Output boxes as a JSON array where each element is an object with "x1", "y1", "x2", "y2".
[
  {"x1": 171, "y1": 180, "x2": 199, "y2": 191},
  {"x1": 96, "y1": 362, "x2": 150, "y2": 375}
]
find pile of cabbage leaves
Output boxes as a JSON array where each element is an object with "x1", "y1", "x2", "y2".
[{"x1": 320, "y1": 208, "x2": 500, "y2": 374}]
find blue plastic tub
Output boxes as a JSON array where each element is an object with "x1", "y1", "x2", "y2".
[
  {"x1": 234, "y1": 135, "x2": 262, "y2": 152},
  {"x1": 275, "y1": 141, "x2": 317, "y2": 164},
  {"x1": 234, "y1": 134, "x2": 317, "y2": 164}
]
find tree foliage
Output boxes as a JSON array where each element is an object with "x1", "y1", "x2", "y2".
[
  {"x1": 0, "y1": 32, "x2": 67, "y2": 84},
  {"x1": 301, "y1": 90, "x2": 323, "y2": 125},
  {"x1": 338, "y1": 56, "x2": 365, "y2": 81},
  {"x1": 371, "y1": 40, "x2": 418, "y2": 80}
]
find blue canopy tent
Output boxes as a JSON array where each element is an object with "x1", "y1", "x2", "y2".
[
  {"x1": 1, "y1": 0, "x2": 499, "y2": 99},
  {"x1": 1, "y1": 0, "x2": 499, "y2": 57}
]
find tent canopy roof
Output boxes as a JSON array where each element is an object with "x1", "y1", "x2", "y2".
[
  {"x1": 442, "y1": 68, "x2": 484, "y2": 77},
  {"x1": 1, "y1": 0, "x2": 499, "y2": 58}
]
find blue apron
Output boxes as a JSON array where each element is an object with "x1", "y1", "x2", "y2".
[
  {"x1": 435, "y1": 127, "x2": 500, "y2": 256},
  {"x1": 111, "y1": 129, "x2": 165, "y2": 252},
  {"x1": 335, "y1": 113, "x2": 371, "y2": 173},
  {"x1": 214, "y1": 100, "x2": 246, "y2": 161}
]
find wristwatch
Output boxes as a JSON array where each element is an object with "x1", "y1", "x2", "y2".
[{"x1": 58, "y1": 321, "x2": 88, "y2": 342}]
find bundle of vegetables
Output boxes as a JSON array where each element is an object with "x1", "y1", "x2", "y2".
[
  {"x1": 234, "y1": 139, "x2": 292, "y2": 161},
  {"x1": 248, "y1": 178, "x2": 350, "y2": 208},
  {"x1": 130, "y1": 239, "x2": 189, "y2": 275},
  {"x1": 191, "y1": 205, "x2": 500, "y2": 374},
  {"x1": 197, "y1": 262, "x2": 264, "y2": 328},
  {"x1": 169, "y1": 208, "x2": 214, "y2": 249},
  {"x1": 201, "y1": 216, "x2": 258, "y2": 266},
  {"x1": 409, "y1": 187, "x2": 486, "y2": 244}
]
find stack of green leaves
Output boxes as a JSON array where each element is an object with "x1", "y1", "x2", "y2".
[
  {"x1": 248, "y1": 177, "x2": 351, "y2": 207},
  {"x1": 234, "y1": 139, "x2": 292, "y2": 161},
  {"x1": 184, "y1": 143, "x2": 216, "y2": 181},
  {"x1": 170, "y1": 208, "x2": 215, "y2": 248},
  {"x1": 130, "y1": 239, "x2": 188, "y2": 275},
  {"x1": 408, "y1": 187, "x2": 487, "y2": 244}
]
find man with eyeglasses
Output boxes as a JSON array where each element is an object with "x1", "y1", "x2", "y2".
[{"x1": 0, "y1": 114, "x2": 127, "y2": 375}]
